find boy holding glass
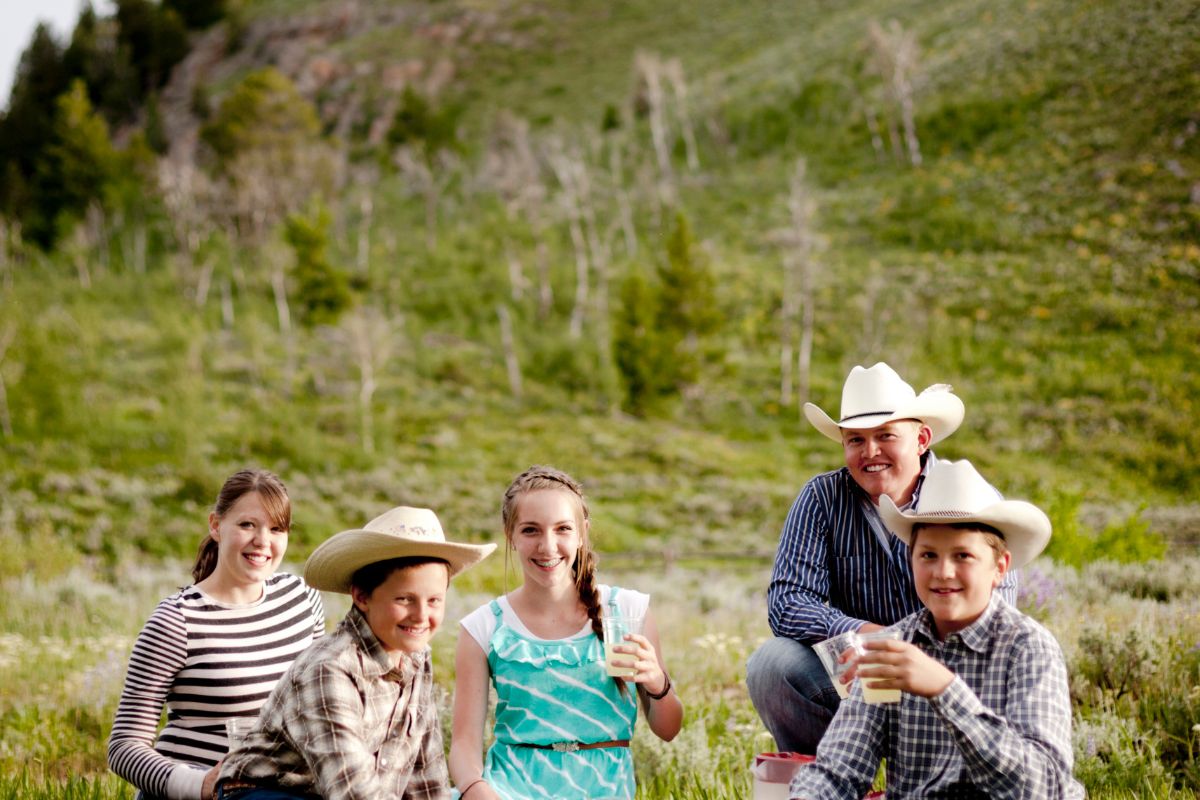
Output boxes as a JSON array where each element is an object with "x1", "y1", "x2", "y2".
[{"x1": 790, "y1": 459, "x2": 1084, "y2": 799}]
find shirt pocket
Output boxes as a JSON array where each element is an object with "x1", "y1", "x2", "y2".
[{"x1": 360, "y1": 681, "x2": 401, "y2": 751}]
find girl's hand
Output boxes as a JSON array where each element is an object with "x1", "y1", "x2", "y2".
[
  {"x1": 854, "y1": 638, "x2": 954, "y2": 698},
  {"x1": 611, "y1": 633, "x2": 668, "y2": 696}
]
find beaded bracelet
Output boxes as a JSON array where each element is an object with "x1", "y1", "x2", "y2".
[
  {"x1": 460, "y1": 778, "x2": 486, "y2": 797},
  {"x1": 644, "y1": 672, "x2": 672, "y2": 700}
]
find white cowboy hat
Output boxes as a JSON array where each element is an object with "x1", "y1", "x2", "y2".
[
  {"x1": 304, "y1": 506, "x2": 497, "y2": 593},
  {"x1": 879, "y1": 459, "x2": 1051, "y2": 568},
  {"x1": 803, "y1": 362, "x2": 965, "y2": 445}
]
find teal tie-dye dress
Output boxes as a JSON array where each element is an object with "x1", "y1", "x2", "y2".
[{"x1": 481, "y1": 590, "x2": 639, "y2": 800}]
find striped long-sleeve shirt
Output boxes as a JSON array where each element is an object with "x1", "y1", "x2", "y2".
[
  {"x1": 767, "y1": 453, "x2": 1018, "y2": 643},
  {"x1": 790, "y1": 595, "x2": 1085, "y2": 799},
  {"x1": 108, "y1": 572, "x2": 325, "y2": 800}
]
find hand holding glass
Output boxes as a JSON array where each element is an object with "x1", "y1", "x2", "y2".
[
  {"x1": 813, "y1": 632, "x2": 860, "y2": 699},
  {"x1": 601, "y1": 615, "x2": 645, "y2": 678},
  {"x1": 857, "y1": 629, "x2": 903, "y2": 704}
]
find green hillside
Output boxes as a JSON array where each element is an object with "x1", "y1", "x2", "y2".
[
  {"x1": 1, "y1": 0, "x2": 1198, "y2": 570},
  {"x1": 2, "y1": 1, "x2": 1200, "y2": 797}
]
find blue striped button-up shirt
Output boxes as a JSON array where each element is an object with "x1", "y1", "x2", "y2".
[
  {"x1": 767, "y1": 452, "x2": 1018, "y2": 643},
  {"x1": 790, "y1": 595, "x2": 1085, "y2": 799}
]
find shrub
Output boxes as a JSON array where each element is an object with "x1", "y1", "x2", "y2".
[
  {"x1": 1093, "y1": 510, "x2": 1168, "y2": 564},
  {"x1": 1073, "y1": 711, "x2": 1173, "y2": 792},
  {"x1": 1044, "y1": 494, "x2": 1166, "y2": 568}
]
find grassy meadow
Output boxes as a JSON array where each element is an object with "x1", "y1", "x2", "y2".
[
  {"x1": 1, "y1": 554, "x2": 1198, "y2": 797},
  {"x1": 1, "y1": 0, "x2": 1199, "y2": 795}
]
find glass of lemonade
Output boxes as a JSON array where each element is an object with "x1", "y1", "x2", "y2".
[
  {"x1": 813, "y1": 632, "x2": 860, "y2": 699},
  {"x1": 857, "y1": 629, "x2": 903, "y2": 704},
  {"x1": 600, "y1": 615, "x2": 645, "y2": 677}
]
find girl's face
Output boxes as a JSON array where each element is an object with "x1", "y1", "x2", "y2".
[
  {"x1": 352, "y1": 562, "x2": 449, "y2": 657},
  {"x1": 209, "y1": 491, "x2": 288, "y2": 588},
  {"x1": 911, "y1": 524, "x2": 1010, "y2": 639},
  {"x1": 509, "y1": 489, "x2": 586, "y2": 590}
]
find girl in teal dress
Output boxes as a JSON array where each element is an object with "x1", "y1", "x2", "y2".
[{"x1": 450, "y1": 466, "x2": 683, "y2": 800}]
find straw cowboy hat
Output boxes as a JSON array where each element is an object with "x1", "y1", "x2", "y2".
[
  {"x1": 803, "y1": 362, "x2": 965, "y2": 445},
  {"x1": 879, "y1": 459, "x2": 1051, "y2": 568},
  {"x1": 305, "y1": 506, "x2": 497, "y2": 593}
]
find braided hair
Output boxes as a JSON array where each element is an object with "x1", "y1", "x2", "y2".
[{"x1": 501, "y1": 465, "x2": 604, "y2": 642}]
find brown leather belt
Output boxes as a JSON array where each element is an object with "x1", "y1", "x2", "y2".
[
  {"x1": 217, "y1": 780, "x2": 320, "y2": 799},
  {"x1": 516, "y1": 739, "x2": 630, "y2": 753}
]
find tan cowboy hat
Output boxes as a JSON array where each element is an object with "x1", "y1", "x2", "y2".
[
  {"x1": 304, "y1": 506, "x2": 497, "y2": 593},
  {"x1": 803, "y1": 362, "x2": 964, "y2": 445},
  {"x1": 879, "y1": 459, "x2": 1051, "y2": 568}
]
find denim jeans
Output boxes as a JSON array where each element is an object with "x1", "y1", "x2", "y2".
[{"x1": 746, "y1": 636, "x2": 842, "y2": 754}]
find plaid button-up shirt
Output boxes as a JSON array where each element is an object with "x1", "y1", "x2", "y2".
[
  {"x1": 790, "y1": 595, "x2": 1085, "y2": 799},
  {"x1": 219, "y1": 606, "x2": 450, "y2": 800}
]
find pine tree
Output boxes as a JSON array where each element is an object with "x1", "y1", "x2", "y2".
[
  {"x1": 657, "y1": 212, "x2": 721, "y2": 385},
  {"x1": 0, "y1": 24, "x2": 69, "y2": 212},
  {"x1": 284, "y1": 205, "x2": 352, "y2": 328},
  {"x1": 613, "y1": 270, "x2": 669, "y2": 413},
  {"x1": 28, "y1": 80, "x2": 117, "y2": 248}
]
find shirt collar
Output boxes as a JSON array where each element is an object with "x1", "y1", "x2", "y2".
[
  {"x1": 343, "y1": 605, "x2": 427, "y2": 681},
  {"x1": 906, "y1": 450, "x2": 937, "y2": 511},
  {"x1": 913, "y1": 591, "x2": 1001, "y2": 652}
]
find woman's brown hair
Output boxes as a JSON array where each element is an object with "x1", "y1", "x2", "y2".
[{"x1": 191, "y1": 469, "x2": 291, "y2": 583}]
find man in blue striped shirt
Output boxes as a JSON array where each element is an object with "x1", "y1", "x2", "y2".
[{"x1": 746, "y1": 363, "x2": 1019, "y2": 754}]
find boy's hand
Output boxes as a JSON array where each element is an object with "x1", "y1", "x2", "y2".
[
  {"x1": 854, "y1": 638, "x2": 954, "y2": 698},
  {"x1": 201, "y1": 763, "x2": 221, "y2": 800}
]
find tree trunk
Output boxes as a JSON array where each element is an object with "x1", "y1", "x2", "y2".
[
  {"x1": 0, "y1": 325, "x2": 14, "y2": 438},
  {"x1": 357, "y1": 193, "x2": 373, "y2": 274},
  {"x1": 497, "y1": 304, "x2": 522, "y2": 399},
  {"x1": 350, "y1": 312, "x2": 377, "y2": 455},
  {"x1": 780, "y1": 253, "x2": 796, "y2": 406}
]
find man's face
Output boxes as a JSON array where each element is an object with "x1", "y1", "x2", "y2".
[{"x1": 840, "y1": 420, "x2": 932, "y2": 505}]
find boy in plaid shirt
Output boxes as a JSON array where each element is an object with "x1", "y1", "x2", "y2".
[
  {"x1": 790, "y1": 460, "x2": 1084, "y2": 799},
  {"x1": 216, "y1": 507, "x2": 495, "y2": 800}
]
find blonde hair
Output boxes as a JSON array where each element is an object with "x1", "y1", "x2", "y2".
[{"x1": 502, "y1": 466, "x2": 603, "y2": 641}]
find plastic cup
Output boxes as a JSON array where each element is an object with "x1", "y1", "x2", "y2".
[
  {"x1": 225, "y1": 716, "x2": 256, "y2": 747},
  {"x1": 857, "y1": 629, "x2": 903, "y2": 704},
  {"x1": 813, "y1": 632, "x2": 859, "y2": 699},
  {"x1": 601, "y1": 615, "x2": 645, "y2": 677}
]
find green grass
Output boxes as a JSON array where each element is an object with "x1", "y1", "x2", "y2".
[{"x1": 1, "y1": 556, "x2": 1198, "y2": 797}]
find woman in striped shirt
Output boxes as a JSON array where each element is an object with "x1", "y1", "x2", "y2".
[{"x1": 108, "y1": 469, "x2": 325, "y2": 800}]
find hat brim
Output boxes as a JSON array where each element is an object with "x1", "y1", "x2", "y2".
[
  {"x1": 304, "y1": 530, "x2": 497, "y2": 594},
  {"x1": 879, "y1": 494, "x2": 1051, "y2": 569},
  {"x1": 803, "y1": 392, "x2": 964, "y2": 446}
]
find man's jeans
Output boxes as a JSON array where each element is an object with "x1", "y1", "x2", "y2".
[{"x1": 746, "y1": 636, "x2": 842, "y2": 754}]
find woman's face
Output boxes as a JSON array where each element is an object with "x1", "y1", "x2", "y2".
[
  {"x1": 209, "y1": 491, "x2": 288, "y2": 588},
  {"x1": 509, "y1": 489, "x2": 586, "y2": 591}
]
